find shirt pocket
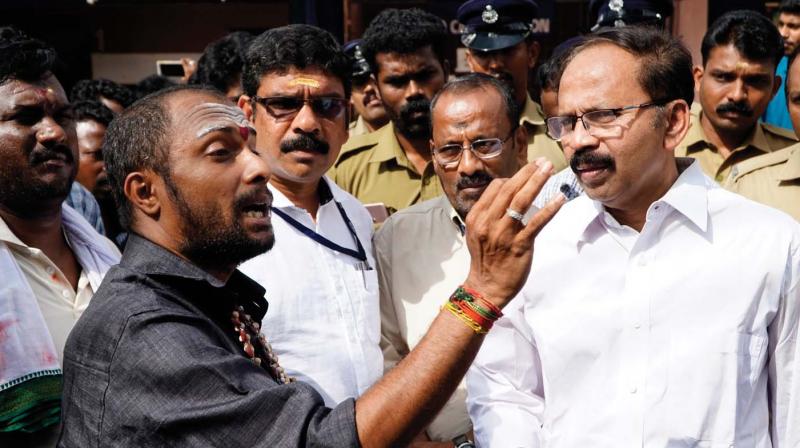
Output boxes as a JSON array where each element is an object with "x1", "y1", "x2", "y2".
[
  {"x1": 666, "y1": 329, "x2": 767, "y2": 443},
  {"x1": 341, "y1": 264, "x2": 380, "y2": 345}
]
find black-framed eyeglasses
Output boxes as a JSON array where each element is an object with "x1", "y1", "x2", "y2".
[
  {"x1": 545, "y1": 99, "x2": 670, "y2": 141},
  {"x1": 432, "y1": 128, "x2": 516, "y2": 168},
  {"x1": 251, "y1": 96, "x2": 348, "y2": 120}
]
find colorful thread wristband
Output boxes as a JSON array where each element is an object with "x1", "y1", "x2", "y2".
[{"x1": 444, "y1": 286, "x2": 503, "y2": 334}]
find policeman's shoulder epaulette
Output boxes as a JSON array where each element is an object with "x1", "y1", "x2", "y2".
[
  {"x1": 733, "y1": 144, "x2": 798, "y2": 179},
  {"x1": 335, "y1": 133, "x2": 381, "y2": 167},
  {"x1": 761, "y1": 122, "x2": 799, "y2": 141}
]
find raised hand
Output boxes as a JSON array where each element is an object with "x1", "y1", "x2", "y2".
[{"x1": 463, "y1": 159, "x2": 565, "y2": 308}]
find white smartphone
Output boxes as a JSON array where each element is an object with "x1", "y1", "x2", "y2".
[{"x1": 156, "y1": 60, "x2": 185, "y2": 77}]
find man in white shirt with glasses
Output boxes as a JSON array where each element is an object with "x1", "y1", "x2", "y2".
[
  {"x1": 237, "y1": 24, "x2": 382, "y2": 407},
  {"x1": 467, "y1": 26, "x2": 800, "y2": 447}
]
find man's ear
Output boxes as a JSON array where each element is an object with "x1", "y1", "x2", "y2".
[
  {"x1": 663, "y1": 100, "x2": 691, "y2": 152},
  {"x1": 238, "y1": 94, "x2": 254, "y2": 121},
  {"x1": 465, "y1": 49, "x2": 479, "y2": 72},
  {"x1": 772, "y1": 74, "x2": 782, "y2": 100},
  {"x1": 527, "y1": 40, "x2": 541, "y2": 69},
  {"x1": 514, "y1": 125, "x2": 529, "y2": 167},
  {"x1": 692, "y1": 65, "x2": 704, "y2": 94},
  {"x1": 124, "y1": 170, "x2": 162, "y2": 222}
]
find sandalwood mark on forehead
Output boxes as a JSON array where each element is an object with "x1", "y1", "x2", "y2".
[
  {"x1": 288, "y1": 77, "x2": 321, "y2": 89},
  {"x1": 184, "y1": 102, "x2": 255, "y2": 139}
]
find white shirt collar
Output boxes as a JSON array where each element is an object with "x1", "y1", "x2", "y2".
[
  {"x1": 565, "y1": 159, "x2": 709, "y2": 245},
  {"x1": 269, "y1": 175, "x2": 341, "y2": 210}
]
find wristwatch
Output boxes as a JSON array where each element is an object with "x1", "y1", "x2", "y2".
[{"x1": 452, "y1": 434, "x2": 476, "y2": 448}]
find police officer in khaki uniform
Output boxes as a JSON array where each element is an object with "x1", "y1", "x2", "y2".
[
  {"x1": 332, "y1": 9, "x2": 448, "y2": 217},
  {"x1": 458, "y1": 0, "x2": 566, "y2": 171},
  {"x1": 344, "y1": 40, "x2": 388, "y2": 137},
  {"x1": 723, "y1": 46, "x2": 800, "y2": 221},
  {"x1": 679, "y1": 10, "x2": 797, "y2": 183}
]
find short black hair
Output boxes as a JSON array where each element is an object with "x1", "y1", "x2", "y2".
[
  {"x1": 701, "y1": 10, "x2": 783, "y2": 68},
  {"x1": 0, "y1": 26, "x2": 57, "y2": 85},
  {"x1": 70, "y1": 78, "x2": 136, "y2": 108},
  {"x1": 361, "y1": 8, "x2": 447, "y2": 75},
  {"x1": 242, "y1": 24, "x2": 350, "y2": 98},
  {"x1": 431, "y1": 73, "x2": 520, "y2": 128},
  {"x1": 103, "y1": 84, "x2": 226, "y2": 229},
  {"x1": 71, "y1": 100, "x2": 115, "y2": 127},
  {"x1": 189, "y1": 31, "x2": 253, "y2": 94},
  {"x1": 560, "y1": 26, "x2": 694, "y2": 106},
  {"x1": 539, "y1": 36, "x2": 587, "y2": 92},
  {"x1": 779, "y1": 0, "x2": 800, "y2": 15},
  {"x1": 135, "y1": 74, "x2": 176, "y2": 100},
  {"x1": 536, "y1": 58, "x2": 560, "y2": 92}
]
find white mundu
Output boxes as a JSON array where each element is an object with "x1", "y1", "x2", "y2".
[{"x1": 467, "y1": 161, "x2": 800, "y2": 448}]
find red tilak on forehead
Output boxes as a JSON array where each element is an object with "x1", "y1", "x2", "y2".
[{"x1": 239, "y1": 126, "x2": 249, "y2": 140}]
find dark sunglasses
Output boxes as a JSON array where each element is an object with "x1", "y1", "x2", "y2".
[{"x1": 250, "y1": 96, "x2": 348, "y2": 120}]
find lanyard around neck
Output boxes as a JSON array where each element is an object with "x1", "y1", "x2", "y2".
[{"x1": 271, "y1": 200, "x2": 368, "y2": 264}]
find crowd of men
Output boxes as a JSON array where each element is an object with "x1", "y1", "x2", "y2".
[{"x1": 0, "y1": 0, "x2": 799, "y2": 447}]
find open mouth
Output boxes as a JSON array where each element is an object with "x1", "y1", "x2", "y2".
[
  {"x1": 242, "y1": 203, "x2": 270, "y2": 219},
  {"x1": 574, "y1": 162, "x2": 609, "y2": 173}
]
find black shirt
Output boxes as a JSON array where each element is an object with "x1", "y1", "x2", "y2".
[{"x1": 59, "y1": 234, "x2": 359, "y2": 447}]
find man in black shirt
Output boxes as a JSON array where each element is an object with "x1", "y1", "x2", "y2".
[{"x1": 59, "y1": 81, "x2": 563, "y2": 446}]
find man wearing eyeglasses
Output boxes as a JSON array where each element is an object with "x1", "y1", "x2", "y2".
[
  {"x1": 375, "y1": 73, "x2": 533, "y2": 447},
  {"x1": 458, "y1": 0, "x2": 567, "y2": 172},
  {"x1": 678, "y1": 10, "x2": 797, "y2": 183},
  {"x1": 236, "y1": 24, "x2": 383, "y2": 407},
  {"x1": 537, "y1": 11, "x2": 799, "y2": 207},
  {"x1": 467, "y1": 25, "x2": 800, "y2": 447}
]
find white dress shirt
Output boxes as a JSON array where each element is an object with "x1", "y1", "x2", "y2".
[
  {"x1": 467, "y1": 160, "x2": 800, "y2": 448},
  {"x1": 239, "y1": 177, "x2": 383, "y2": 406}
]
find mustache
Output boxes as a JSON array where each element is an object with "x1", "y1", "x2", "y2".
[
  {"x1": 457, "y1": 172, "x2": 494, "y2": 189},
  {"x1": 716, "y1": 101, "x2": 753, "y2": 117},
  {"x1": 234, "y1": 185, "x2": 272, "y2": 211},
  {"x1": 570, "y1": 150, "x2": 615, "y2": 173},
  {"x1": 400, "y1": 98, "x2": 431, "y2": 122},
  {"x1": 29, "y1": 146, "x2": 74, "y2": 165},
  {"x1": 280, "y1": 133, "x2": 329, "y2": 155}
]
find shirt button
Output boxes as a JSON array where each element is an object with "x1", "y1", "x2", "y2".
[
  {"x1": 62, "y1": 289, "x2": 71, "y2": 298},
  {"x1": 46, "y1": 266, "x2": 55, "y2": 275}
]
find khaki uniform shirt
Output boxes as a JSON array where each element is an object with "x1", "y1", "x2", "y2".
[
  {"x1": 375, "y1": 195, "x2": 472, "y2": 441},
  {"x1": 722, "y1": 143, "x2": 800, "y2": 221},
  {"x1": 521, "y1": 95, "x2": 567, "y2": 171},
  {"x1": 331, "y1": 121, "x2": 442, "y2": 215},
  {"x1": 348, "y1": 115, "x2": 371, "y2": 138},
  {"x1": 676, "y1": 103, "x2": 797, "y2": 182}
]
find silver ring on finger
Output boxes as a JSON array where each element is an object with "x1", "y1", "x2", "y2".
[{"x1": 506, "y1": 207, "x2": 525, "y2": 223}]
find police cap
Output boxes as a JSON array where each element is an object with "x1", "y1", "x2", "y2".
[
  {"x1": 590, "y1": 0, "x2": 674, "y2": 30},
  {"x1": 343, "y1": 39, "x2": 371, "y2": 79},
  {"x1": 457, "y1": 0, "x2": 540, "y2": 51}
]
